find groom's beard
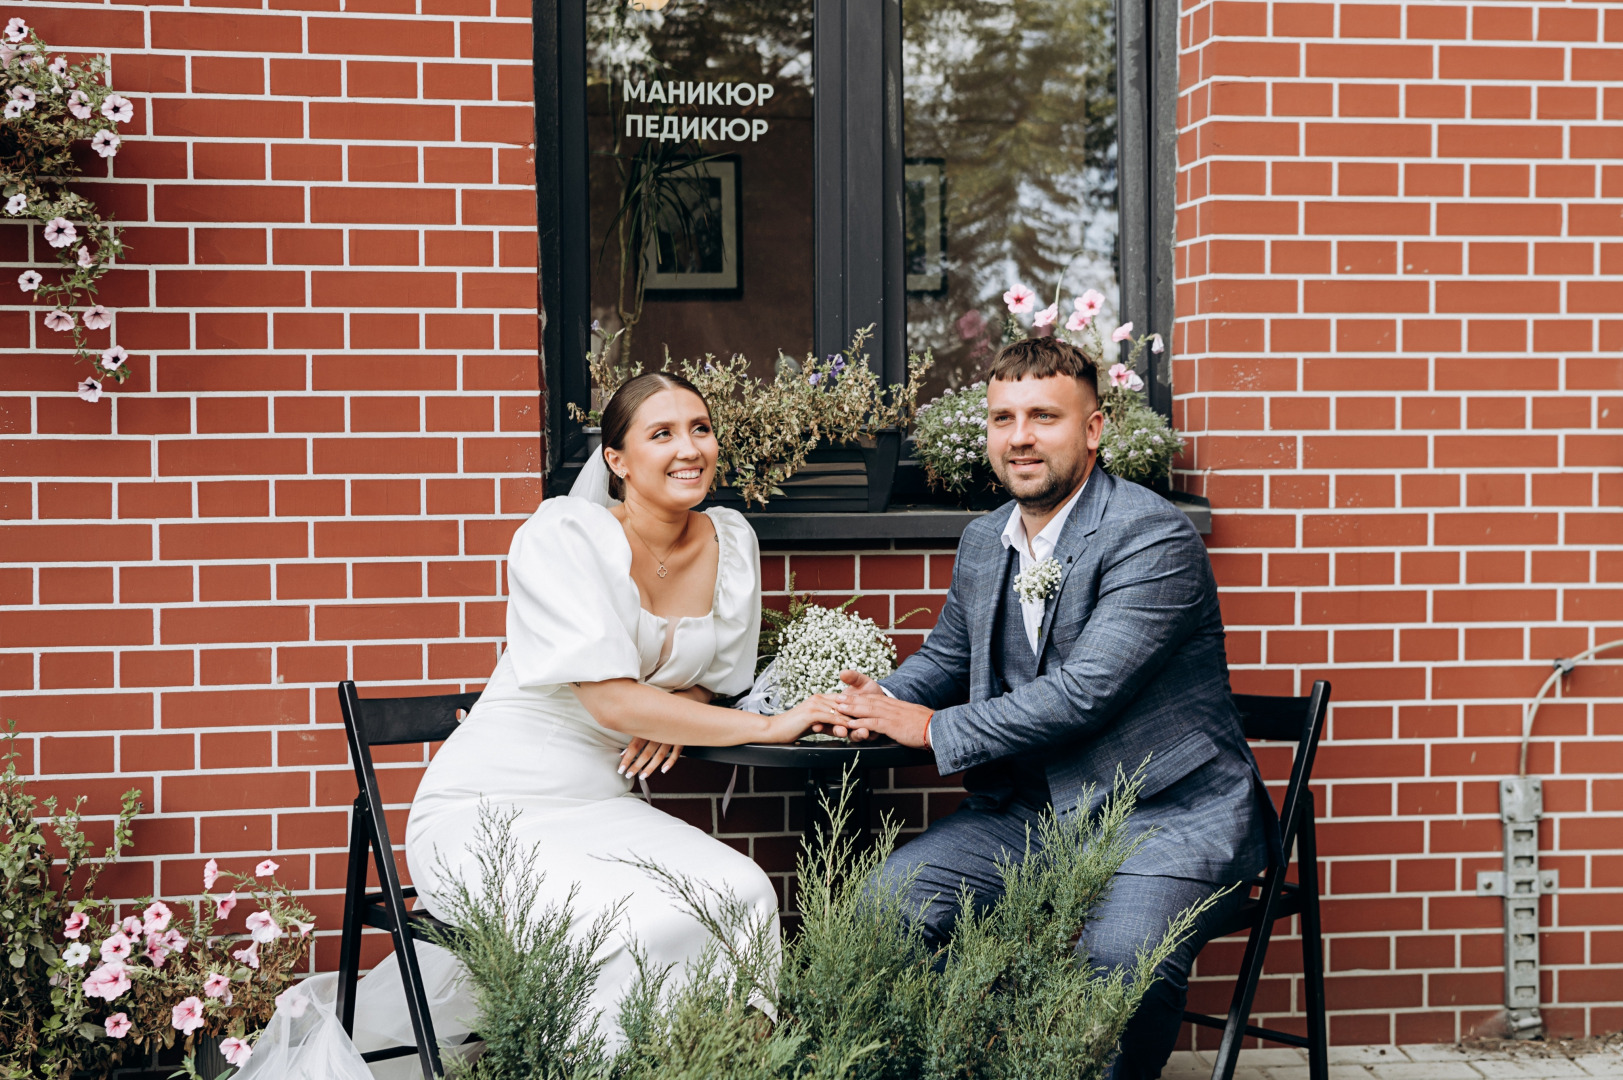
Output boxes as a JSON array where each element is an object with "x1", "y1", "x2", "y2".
[{"x1": 993, "y1": 449, "x2": 1090, "y2": 515}]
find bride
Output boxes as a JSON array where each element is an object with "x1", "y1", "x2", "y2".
[{"x1": 403, "y1": 371, "x2": 830, "y2": 1040}]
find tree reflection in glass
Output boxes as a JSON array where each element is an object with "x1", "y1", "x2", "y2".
[
  {"x1": 586, "y1": 0, "x2": 815, "y2": 373},
  {"x1": 904, "y1": 0, "x2": 1119, "y2": 398}
]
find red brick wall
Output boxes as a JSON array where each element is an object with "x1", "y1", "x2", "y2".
[
  {"x1": 1174, "y1": 0, "x2": 1623, "y2": 1042},
  {"x1": 1, "y1": 0, "x2": 1618, "y2": 1048}
]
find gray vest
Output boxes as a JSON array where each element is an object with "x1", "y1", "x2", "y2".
[{"x1": 975, "y1": 546, "x2": 1053, "y2": 807}]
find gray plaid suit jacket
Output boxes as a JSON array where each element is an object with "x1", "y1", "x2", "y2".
[{"x1": 882, "y1": 468, "x2": 1275, "y2": 884}]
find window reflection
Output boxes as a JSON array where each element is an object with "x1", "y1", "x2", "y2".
[
  {"x1": 904, "y1": 0, "x2": 1119, "y2": 399},
  {"x1": 586, "y1": 0, "x2": 815, "y2": 377}
]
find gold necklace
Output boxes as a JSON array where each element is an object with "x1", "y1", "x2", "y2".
[{"x1": 625, "y1": 515, "x2": 686, "y2": 578}]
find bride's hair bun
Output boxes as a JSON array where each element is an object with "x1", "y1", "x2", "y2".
[{"x1": 600, "y1": 372, "x2": 712, "y2": 502}]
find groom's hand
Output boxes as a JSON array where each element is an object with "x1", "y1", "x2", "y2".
[{"x1": 819, "y1": 671, "x2": 933, "y2": 748}]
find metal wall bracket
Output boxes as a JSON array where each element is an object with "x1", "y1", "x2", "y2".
[{"x1": 1489, "y1": 777, "x2": 1549, "y2": 1039}]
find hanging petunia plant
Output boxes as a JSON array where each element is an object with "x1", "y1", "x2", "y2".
[{"x1": 1, "y1": 16, "x2": 130, "y2": 402}]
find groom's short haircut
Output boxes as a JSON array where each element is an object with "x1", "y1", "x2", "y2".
[{"x1": 988, "y1": 338, "x2": 1100, "y2": 408}]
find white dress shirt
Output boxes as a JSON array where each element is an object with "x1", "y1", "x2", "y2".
[{"x1": 999, "y1": 477, "x2": 1088, "y2": 654}]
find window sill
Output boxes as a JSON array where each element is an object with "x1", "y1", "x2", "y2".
[{"x1": 546, "y1": 467, "x2": 1210, "y2": 542}]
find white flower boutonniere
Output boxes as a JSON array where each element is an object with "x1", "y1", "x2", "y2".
[{"x1": 1013, "y1": 556, "x2": 1063, "y2": 604}]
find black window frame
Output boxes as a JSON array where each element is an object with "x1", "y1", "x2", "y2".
[{"x1": 535, "y1": 0, "x2": 1179, "y2": 490}]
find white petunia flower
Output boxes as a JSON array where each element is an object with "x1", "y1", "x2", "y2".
[
  {"x1": 4, "y1": 194, "x2": 24, "y2": 215},
  {"x1": 63, "y1": 942, "x2": 92, "y2": 967},
  {"x1": 100, "y1": 94, "x2": 134, "y2": 123},
  {"x1": 83, "y1": 304, "x2": 111, "y2": 330},
  {"x1": 91, "y1": 130, "x2": 120, "y2": 158},
  {"x1": 44, "y1": 309, "x2": 73, "y2": 332},
  {"x1": 67, "y1": 89, "x2": 91, "y2": 119},
  {"x1": 77, "y1": 377, "x2": 102, "y2": 403},
  {"x1": 3, "y1": 100, "x2": 21, "y2": 119},
  {"x1": 17, "y1": 270, "x2": 42, "y2": 292},
  {"x1": 9, "y1": 86, "x2": 35, "y2": 109},
  {"x1": 3, "y1": 17, "x2": 26, "y2": 43},
  {"x1": 100, "y1": 345, "x2": 128, "y2": 371},
  {"x1": 43, "y1": 217, "x2": 76, "y2": 248}
]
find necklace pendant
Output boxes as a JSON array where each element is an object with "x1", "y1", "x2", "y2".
[{"x1": 656, "y1": 564, "x2": 668, "y2": 578}]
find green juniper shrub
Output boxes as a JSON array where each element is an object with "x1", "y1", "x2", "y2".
[
  {"x1": 433, "y1": 766, "x2": 1218, "y2": 1080},
  {"x1": 423, "y1": 808, "x2": 619, "y2": 1080}
]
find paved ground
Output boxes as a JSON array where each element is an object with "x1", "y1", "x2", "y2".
[{"x1": 1163, "y1": 1041, "x2": 1623, "y2": 1080}]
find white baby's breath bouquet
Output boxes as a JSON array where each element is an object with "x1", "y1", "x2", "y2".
[{"x1": 774, "y1": 605, "x2": 897, "y2": 710}]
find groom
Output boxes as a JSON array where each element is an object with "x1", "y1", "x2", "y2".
[{"x1": 826, "y1": 336, "x2": 1275, "y2": 1080}]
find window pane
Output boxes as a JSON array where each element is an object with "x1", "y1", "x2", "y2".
[
  {"x1": 585, "y1": 0, "x2": 815, "y2": 381},
  {"x1": 903, "y1": 0, "x2": 1119, "y2": 397}
]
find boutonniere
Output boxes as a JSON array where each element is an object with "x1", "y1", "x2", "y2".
[{"x1": 1013, "y1": 556, "x2": 1063, "y2": 604}]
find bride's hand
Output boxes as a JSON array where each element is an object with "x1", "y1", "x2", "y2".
[
  {"x1": 619, "y1": 737, "x2": 683, "y2": 779},
  {"x1": 763, "y1": 694, "x2": 844, "y2": 743}
]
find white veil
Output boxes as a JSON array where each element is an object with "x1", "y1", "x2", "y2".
[{"x1": 568, "y1": 443, "x2": 620, "y2": 508}]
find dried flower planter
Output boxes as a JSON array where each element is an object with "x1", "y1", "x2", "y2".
[{"x1": 704, "y1": 429, "x2": 903, "y2": 514}]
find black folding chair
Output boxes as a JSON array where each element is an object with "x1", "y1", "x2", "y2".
[
  {"x1": 1183, "y1": 680, "x2": 1332, "y2": 1080},
  {"x1": 336, "y1": 680, "x2": 480, "y2": 1080}
]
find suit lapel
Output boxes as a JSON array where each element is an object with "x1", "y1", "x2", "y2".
[
  {"x1": 970, "y1": 503, "x2": 1017, "y2": 675},
  {"x1": 1036, "y1": 468, "x2": 1114, "y2": 652}
]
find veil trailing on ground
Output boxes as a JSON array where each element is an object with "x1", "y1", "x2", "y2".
[{"x1": 569, "y1": 445, "x2": 619, "y2": 508}]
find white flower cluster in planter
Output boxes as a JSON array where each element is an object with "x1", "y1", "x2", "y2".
[{"x1": 774, "y1": 604, "x2": 898, "y2": 709}]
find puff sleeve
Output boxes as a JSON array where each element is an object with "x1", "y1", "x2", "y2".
[
  {"x1": 503, "y1": 497, "x2": 643, "y2": 690},
  {"x1": 697, "y1": 508, "x2": 762, "y2": 697}
]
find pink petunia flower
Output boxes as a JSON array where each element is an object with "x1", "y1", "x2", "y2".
[
  {"x1": 101, "y1": 345, "x2": 128, "y2": 372},
  {"x1": 1074, "y1": 290, "x2": 1105, "y2": 317},
  {"x1": 67, "y1": 89, "x2": 92, "y2": 120},
  {"x1": 4, "y1": 194, "x2": 23, "y2": 215},
  {"x1": 43, "y1": 217, "x2": 77, "y2": 249},
  {"x1": 63, "y1": 912, "x2": 89, "y2": 939},
  {"x1": 104, "y1": 1012, "x2": 131, "y2": 1038},
  {"x1": 144, "y1": 936, "x2": 170, "y2": 969},
  {"x1": 255, "y1": 859, "x2": 279, "y2": 878},
  {"x1": 1064, "y1": 310, "x2": 1090, "y2": 333},
  {"x1": 2, "y1": 101, "x2": 21, "y2": 120},
  {"x1": 220, "y1": 1038, "x2": 253, "y2": 1067},
  {"x1": 275, "y1": 986, "x2": 309, "y2": 1018},
  {"x1": 83, "y1": 962, "x2": 130, "y2": 1002},
  {"x1": 100, "y1": 932, "x2": 133, "y2": 963},
  {"x1": 171, "y1": 995, "x2": 205, "y2": 1036},
  {"x1": 84, "y1": 304, "x2": 111, "y2": 330},
  {"x1": 91, "y1": 130, "x2": 120, "y2": 159},
  {"x1": 1002, "y1": 285, "x2": 1035, "y2": 314},
  {"x1": 121, "y1": 916, "x2": 143, "y2": 936},
  {"x1": 1127, "y1": 371, "x2": 1144, "y2": 392},
  {"x1": 1108, "y1": 363, "x2": 1131, "y2": 387},
  {"x1": 245, "y1": 910, "x2": 281, "y2": 944},
  {"x1": 3, "y1": 17, "x2": 26, "y2": 43},
  {"x1": 142, "y1": 902, "x2": 172, "y2": 935},
  {"x1": 161, "y1": 928, "x2": 187, "y2": 952},
  {"x1": 216, "y1": 890, "x2": 238, "y2": 919},
  {"x1": 203, "y1": 972, "x2": 232, "y2": 999},
  {"x1": 202, "y1": 858, "x2": 219, "y2": 889},
  {"x1": 1032, "y1": 303, "x2": 1059, "y2": 329},
  {"x1": 9, "y1": 86, "x2": 34, "y2": 110},
  {"x1": 48, "y1": 56, "x2": 66, "y2": 77},
  {"x1": 1150, "y1": 333, "x2": 1164, "y2": 354},
  {"x1": 78, "y1": 378, "x2": 103, "y2": 403},
  {"x1": 77, "y1": 245, "x2": 95, "y2": 268},
  {"x1": 17, "y1": 270, "x2": 40, "y2": 293},
  {"x1": 101, "y1": 94, "x2": 134, "y2": 123},
  {"x1": 232, "y1": 940, "x2": 260, "y2": 970},
  {"x1": 1111, "y1": 321, "x2": 1134, "y2": 343},
  {"x1": 0, "y1": 43, "x2": 13, "y2": 67}
]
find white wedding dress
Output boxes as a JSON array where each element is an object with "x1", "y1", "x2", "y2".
[{"x1": 402, "y1": 495, "x2": 779, "y2": 1041}]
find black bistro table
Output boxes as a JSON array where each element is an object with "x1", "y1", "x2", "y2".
[{"x1": 687, "y1": 739, "x2": 936, "y2": 849}]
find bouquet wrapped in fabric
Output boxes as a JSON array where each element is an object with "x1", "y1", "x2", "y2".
[{"x1": 737, "y1": 589, "x2": 915, "y2": 722}]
